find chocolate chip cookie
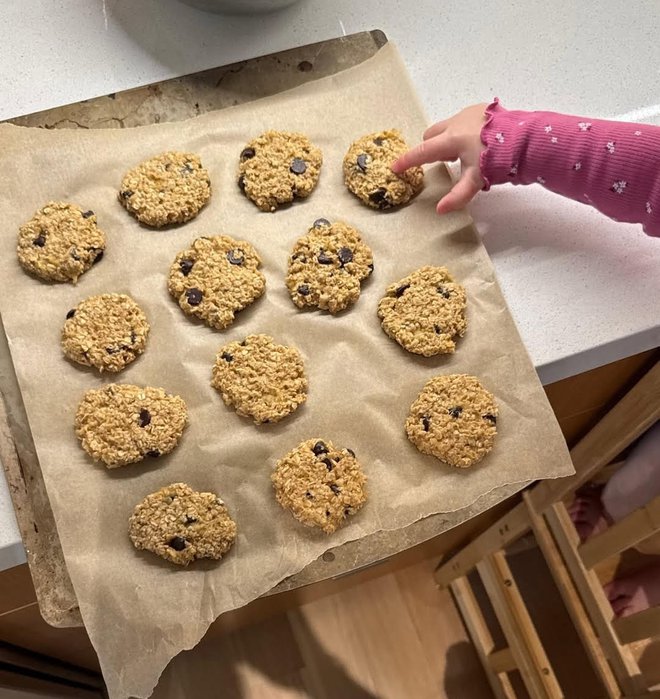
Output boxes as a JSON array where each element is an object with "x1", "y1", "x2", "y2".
[
  {"x1": 75, "y1": 384, "x2": 188, "y2": 468},
  {"x1": 405, "y1": 374, "x2": 498, "y2": 468},
  {"x1": 128, "y1": 483, "x2": 236, "y2": 566},
  {"x1": 168, "y1": 235, "x2": 266, "y2": 330},
  {"x1": 286, "y1": 219, "x2": 374, "y2": 314},
  {"x1": 343, "y1": 129, "x2": 423, "y2": 209},
  {"x1": 62, "y1": 293, "x2": 149, "y2": 372},
  {"x1": 238, "y1": 131, "x2": 322, "y2": 212},
  {"x1": 378, "y1": 266, "x2": 467, "y2": 356},
  {"x1": 118, "y1": 151, "x2": 211, "y2": 227},
  {"x1": 211, "y1": 334, "x2": 307, "y2": 424},
  {"x1": 17, "y1": 202, "x2": 105, "y2": 283},
  {"x1": 272, "y1": 438, "x2": 367, "y2": 534}
]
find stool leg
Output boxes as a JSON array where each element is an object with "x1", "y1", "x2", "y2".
[
  {"x1": 477, "y1": 551, "x2": 563, "y2": 699},
  {"x1": 450, "y1": 576, "x2": 516, "y2": 699}
]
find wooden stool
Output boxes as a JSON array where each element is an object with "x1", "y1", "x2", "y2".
[{"x1": 435, "y1": 361, "x2": 660, "y2": 699}]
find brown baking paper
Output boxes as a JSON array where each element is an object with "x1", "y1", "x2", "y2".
[{"x1": 0, "y1": 43, "x2": 572, "y2": 698}]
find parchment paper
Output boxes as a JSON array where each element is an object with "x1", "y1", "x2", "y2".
[{"x1": 0, "y1": 43, "x2": 572, "y2": 699}]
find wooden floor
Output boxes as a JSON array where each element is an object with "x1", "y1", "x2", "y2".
[{"x1": 153, "y1": 557, "x2": 494, "y2": 699}]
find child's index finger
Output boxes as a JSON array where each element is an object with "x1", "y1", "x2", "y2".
[{"x1": 391, "y1": 134, "x2": 456, "y2": 173}]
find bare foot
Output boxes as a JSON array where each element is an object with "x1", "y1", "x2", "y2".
[
  {"x1": 604, "y1": 562, "x2": 660, "y2": 617},
  {"x1": 568, "y1": 484, "x2": 611, "y2": 543}
]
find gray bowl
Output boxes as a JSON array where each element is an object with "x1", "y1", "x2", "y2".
[{"x1": 177, "y1": 0, "x2": 303, "y2": 13}]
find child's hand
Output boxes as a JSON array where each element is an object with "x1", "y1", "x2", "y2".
[{"x1": 392, "y1": 103, "x2": 488, "y2": 214}]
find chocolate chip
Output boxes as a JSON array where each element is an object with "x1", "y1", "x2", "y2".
[
  {"x1": 106, "y1": 346, "x2": 119, "y2": 355},
  {"x1": 325, "y1": 510, "x2": 331, "y2": 517},
  {"x1": 322, "y1": 458, "x2": 334, "y2": 471},
  {"x1": 317, "y1": 250, "x2": 333, "y2": 265},
  {"x1": 367, "y1": 263, "x2": 374, "y2": 274},
  {"x1": 240, "y1": 147, "x2": 255, "y2": 160},
  {"x1": 238, "y1": 175, "x2": 246, "y2": 191},
  {"x1": 66, "y1": 309, "x2": 76, "y2": 319},
  {"x1": 146, "y1": 449, "x2": 161, "y2": 458},
  {"x1": 344, "y1": 508, "x2": 352, "y2": 516},
  {"x1": 291, "y1": 253, "x2": 306, "y2": 263},
  {"x1": 179, "y1": 258, "x2": 194, "y2": 276},
  {"x1": 434, "y1": 325, "x2": 442, "y2": 334},
  {"x1": 338, "y1": 247, "x2": 353, "y2": 265},
  {"x1": 313, "y1": 218, "x2": 330, "y2": 228},
  {"x1": 330, "y1": 484, "x2": 341, "y2": 495},
  {"x1": 227, "y1": 249, "x2": 244, "y2": 266},
  {"x1": 373, "y1": 137, "x2": 384, "y2": 146},
  {"x1": 312, "y1": 441, "x2": 328, "y2": 456},
  {"x1": 345, "y1": 448, "x2": 356, "y2": 458},
  {"x1": 92, "y1": 249, "x2": 104, "y2": 264},
  {"x1": 70, "y1": 249, "x2": 80, "y2": 261},
  {"x1": 305, "y1": 491, "x2": 314, "y2": 500},
  {"x1": 395, "y1": 284, "x2": 410, "y2": 298},
  {"x1": 239, "y1": 340, "x2": 247, "y2": 346},
  {"x1": 369, "y1": 188, "x2": 390, "y2": 209},
  {"x1": 422, "y1": 415, "x2": 431, "y2": 432},
  {"x1": 130, "y1": 330, "x2": 137, "y2": 344},
  {"x1": 81, "y1": 210, "x2": 94, "y2": 218},
  {"x1": 448, "y1": 406, "x2": 463, "y2": 419},
  {"x1": 185, "y1": 288, "x2": 203, "y2": 306},
  {"x1": 33, "y1": 234, "x2": 46, "y2": 247},
  {"x1": 181, "y1": 162, "x2": 195, "y2": 175},
  {"x1": 483, "y1": 414, "x2": 497, "y2": 424},
  {"x1": 290, "y1": 158, "x2": 307, "y2": 175},
  {"x1": 184, "y1": 515, "x2": 197, "y2": 525},
  {"x1": 437, "y1": 286, "x2": 451, "y2": 299},
  {"x1": 138, "y1": 409, "x2": 151, "y2": 427},
  {"x1": 120, "y1": 190, "x2": 133, "y2": 199},
  {"x1": 297, "y1": 284, "x2": 311, "y2": 296},
  {"x1": 221, "y1": 352, "x2": 233, "y2": 362},
  {"x1": 356, "y1": 153, "x2": 369, "y2": 172},
  {"x1": 168, "y1": 536, "x2": 186, "y2": 551}
]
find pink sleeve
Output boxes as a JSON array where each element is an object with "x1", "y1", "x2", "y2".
[{"x1": 479, "y1": 99, "x2": 660, "y2": 237}]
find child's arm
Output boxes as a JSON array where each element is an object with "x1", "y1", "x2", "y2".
[{"x1": 393, "y1": 100, "x2": 660, "y2": 237}]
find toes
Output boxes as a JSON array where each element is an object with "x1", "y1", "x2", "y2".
[{"x1": 610, "y1": 594, "x2": 632, "y2": 617}]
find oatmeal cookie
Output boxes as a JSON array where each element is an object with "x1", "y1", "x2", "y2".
[
  {"x1": 118, "y1": 151, "x2": 211, "y2": 227},
  {"x1": 378, "y1": 266, "x2": 467, "y2": 356},
  {"x1": 405, "y1": 374, "x2": 498, "y2": 468},
  {"x1": 129, "y1": 483, "x2": 236, "y2": 566},
  {"x1": 168, "y1": 235, "x2": 266, "y2": 330},
  {"x1": 238, "y1": 131, "x2": 322, "y2": 212},
  {"x1": 17, "y1": 201, "x2": 105, "y2": 283},
  {"x1": 75, "y1": 384, "x2": 187, "y2": 468},
  {"x1": 343, "y1": 129, "x2": 423, "y2": 209},
  {"x1": 62, "y1": 293, "x2": 149, "y2": 372},
  {"x1": 272, "y1": 438, "x2": 366, "y2": 534},
  {"x1": 211, "y1": 334, "x2": 307, "y2": 424},
  {"x1": 286, "y1": 218, "x2": 373, "y2": 314}
]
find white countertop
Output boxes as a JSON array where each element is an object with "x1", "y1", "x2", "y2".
[{"x1": 1, "y1": 0, "x2": 659, "y2": 570}]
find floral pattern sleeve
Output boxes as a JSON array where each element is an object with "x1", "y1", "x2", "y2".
[{"x1": 479, "y1": 99, "x2": 660, "y2": 237}]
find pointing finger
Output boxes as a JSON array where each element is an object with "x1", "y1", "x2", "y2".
[{"x1": 391, "y1": 134, "x2": 458, "y2": 173}]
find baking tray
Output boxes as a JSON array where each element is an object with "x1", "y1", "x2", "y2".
[{"x1": 0, "y1": 30, "x2": 526, "y2": 629}]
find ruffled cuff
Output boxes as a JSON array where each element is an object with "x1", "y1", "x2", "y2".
[
  {"x1": 479, "y1": 98, "x2": 529, "y2": 190},
  {"x1": 479, "y1": 98, "x2": 501, "y2": 191}
]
